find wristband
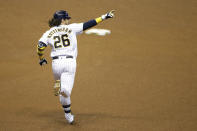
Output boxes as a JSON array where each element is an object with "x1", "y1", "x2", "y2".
[{"x1": 95, "y1": 17, "x2": 102, "y2": 23}]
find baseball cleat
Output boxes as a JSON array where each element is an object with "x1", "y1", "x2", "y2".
[
  {"x1": 65, "y1": 113, "x2": 74, "y2": 124},
  {"x1": 54, "y1": 80, "x2": 60, "y2": 96}
]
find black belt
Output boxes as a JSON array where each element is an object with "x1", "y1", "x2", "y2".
[{"x1": 52, "y1": 55, "x2": 73, "y2": 60}]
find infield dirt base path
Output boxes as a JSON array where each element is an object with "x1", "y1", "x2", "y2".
[{"x1": 0, "y1": 0, "x2": 196, "y2": 130}]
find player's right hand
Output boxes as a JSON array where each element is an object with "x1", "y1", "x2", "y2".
[{"x1": 39, "y1": 58, "x2": 47, "y2": 66}]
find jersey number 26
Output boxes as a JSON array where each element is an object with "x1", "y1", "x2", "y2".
[{"x1": 53, "y1": 34, "x2": 70, "y2": 48}]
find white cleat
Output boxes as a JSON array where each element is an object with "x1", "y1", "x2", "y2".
[{"x1": 65, "y1": 113, "x2": 74, "y2": 124}]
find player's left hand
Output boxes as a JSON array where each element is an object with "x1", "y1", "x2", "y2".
[
  {"x1": 101, "y1": 10, "x2": 115, "y2": 20},
  {"x1": 39, "y1": 58, "x2": 47, "y2": 66},
  {"x1": 107, "y1": 10, "x2": 115, "y2": 18}
]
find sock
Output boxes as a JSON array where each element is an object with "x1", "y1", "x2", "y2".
[
  {"x1": 62, "y1": 104, "x2": 71, "y2": 113},
  {"x1": 60, "y1": 95, "x2": 71, "y2": 114},
  {"x1": 60, "y1": 95, "x2": 71, "y2": 105}
]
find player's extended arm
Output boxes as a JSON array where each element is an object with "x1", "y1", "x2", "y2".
[
  {"x1": 83, "y1": 10, "x2": 115, "y2": 31},
  {"x1": 37, "y1": 41, "x2": 48, "y2": 66}
]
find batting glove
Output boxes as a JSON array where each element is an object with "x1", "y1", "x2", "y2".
[
  {"x1": 39, "y1": 58, "x2": 47, "y2": 66},
  {"x1": 101, "y1": 10, "x2": 115, "y2": 20}
]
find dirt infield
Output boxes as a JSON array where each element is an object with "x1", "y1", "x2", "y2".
[{"x1": 0, "y1": 0, "x2": 196, "y2": 130}]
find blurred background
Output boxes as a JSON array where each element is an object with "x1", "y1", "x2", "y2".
[{"x1": 0, "y1": 0, "x2": 196, "y2": 130}]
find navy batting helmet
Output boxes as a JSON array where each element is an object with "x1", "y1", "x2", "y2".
[{"x1": 53, "y1": 10, "x2": 71, "y2": 20}]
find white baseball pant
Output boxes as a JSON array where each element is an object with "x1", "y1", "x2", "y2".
[{"x1": 52, "y1": 56, "x2": 76, "y2": 105}]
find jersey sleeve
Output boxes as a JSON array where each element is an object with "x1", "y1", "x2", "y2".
[
  {"x1": 38, "y1": 31, "x2": 49, "y2": 45},
  {"x1": 69, "y1": 23, "x2": 83, "y2": 35}
]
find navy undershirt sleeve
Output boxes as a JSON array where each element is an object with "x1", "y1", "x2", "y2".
[
  {"x1": 38, "y1": 41, "x2": 47, "y2": 48},
  {"x1": 83, "y1": 19, "x2": 97, "y2": 31}
]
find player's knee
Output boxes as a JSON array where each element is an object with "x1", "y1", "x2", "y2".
[{"x1": 60, "y1": 88, "x2": 71, "y2": 97}]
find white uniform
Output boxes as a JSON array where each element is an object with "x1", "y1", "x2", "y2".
[
  {"x1": 39, "y1": 23, "x2": 83, "y2": 58},
  {"x1": 39, "y1": 23, "x2": 83, "y2": 105}
]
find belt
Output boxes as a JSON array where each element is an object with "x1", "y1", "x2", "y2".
[{"x1": 52, "y1": 55, "x2": 73, "y2": 60}]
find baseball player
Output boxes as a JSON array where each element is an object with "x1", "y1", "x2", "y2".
[{"x1": 37, "y1": 10, "x2": 115, "y2": 124}]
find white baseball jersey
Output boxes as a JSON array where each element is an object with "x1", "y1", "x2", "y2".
[{"x1": 39, "y1": 23, "x2": 83, "y2": 58}]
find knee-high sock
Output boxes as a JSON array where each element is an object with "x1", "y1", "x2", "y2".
[{"x1": 60, "y1": 95, "x2": 71, "y2": 113}]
